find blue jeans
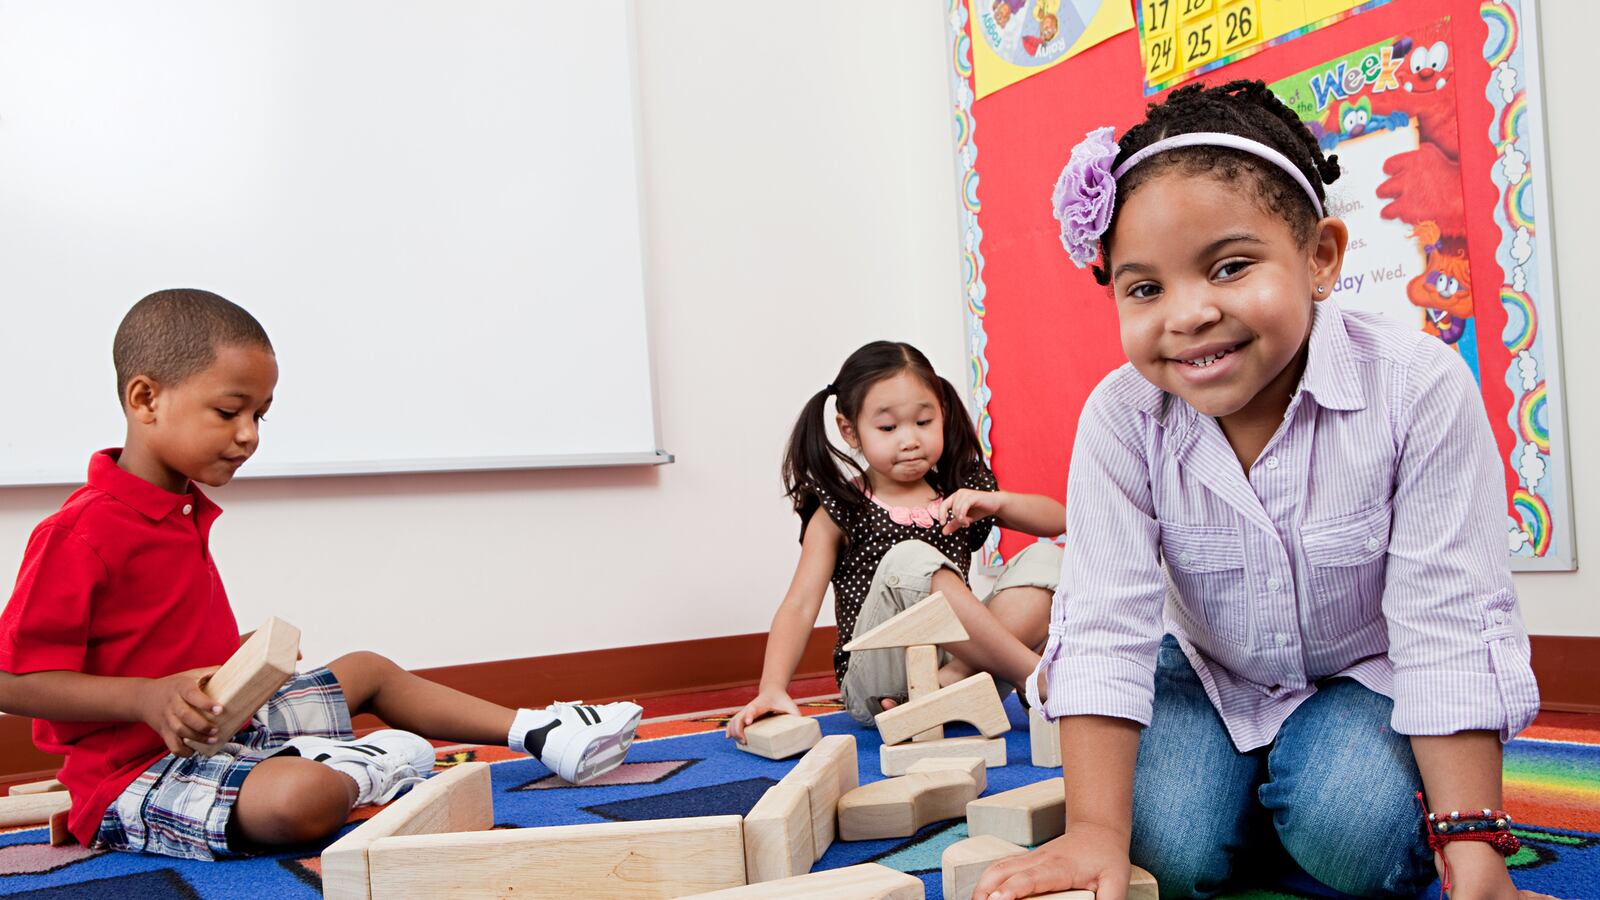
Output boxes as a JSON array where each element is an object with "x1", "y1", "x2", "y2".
[{"x1": 1130, "y1": 636, "x2": 1435, "y2": 898}]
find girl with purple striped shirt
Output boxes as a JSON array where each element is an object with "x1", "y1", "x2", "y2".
[{"x1": 977, "y1": 82, "x2": 1541, "y2": 900}]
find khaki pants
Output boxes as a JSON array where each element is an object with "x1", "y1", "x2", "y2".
[{"x1": 838, "y1": 540, "x2": 1063, "y2": 725}]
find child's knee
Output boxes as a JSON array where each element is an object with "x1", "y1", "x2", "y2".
[
  {"x1": 1273, "y1": 793, "x2": 1431, "y2": 896},
  {"x1": 234, "y1": 758, "x2": 352, "y2": 846},
  {"x1": 329, "y1": 649, "x2": 399, "y2": 675}
]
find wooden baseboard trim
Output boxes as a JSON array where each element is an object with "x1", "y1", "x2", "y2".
[
  {"x1": 0, "y1": 626, "x2": 839, "y2": 788},
  {"x1": 1529, "y1": 635, "x2": 1600, "y2": 715}
]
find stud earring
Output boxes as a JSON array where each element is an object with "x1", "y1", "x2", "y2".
[{"x1": 1316, "y1": 284, "x2": 1327, "y2": 294}]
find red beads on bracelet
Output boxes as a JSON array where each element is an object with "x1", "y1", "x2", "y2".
[{"x1": 1415, "y1": 793, "x2": 1521, "y2": 896}]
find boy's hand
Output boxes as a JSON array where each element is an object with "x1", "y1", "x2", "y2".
[
  {"x1": 971, "y1": 823, "x2": 1130, "y2": 900},
  {"x1": 940, "y1": 489, "x2": 1006, "y2": 535},
  {"x1": 725, "y1": 690, "x2": 801, "y2": 742},
  {"x1": 137, "y1": 667, "x2": 222, "y2": 757}
]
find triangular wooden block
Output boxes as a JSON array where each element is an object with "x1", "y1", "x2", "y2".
[{"x1": 842, "y1": 592, "x2": 967, "y2": 652}]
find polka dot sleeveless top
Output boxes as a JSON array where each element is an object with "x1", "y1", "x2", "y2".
[{"x1": 800, "y1": 465, "x2": 998, "y2": 682}]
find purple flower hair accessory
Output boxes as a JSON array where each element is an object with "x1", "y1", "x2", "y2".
[{"x1": 1051, "y1": 125, "x2": 1119, "y2": 269}]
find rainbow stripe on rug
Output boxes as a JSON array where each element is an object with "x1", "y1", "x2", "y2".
[{"x1": 0, "y1": 701, "x2": 1594, "y2": 899}]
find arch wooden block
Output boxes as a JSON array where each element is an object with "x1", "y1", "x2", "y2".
[
  {"x1": 736, "y1": 714, "x2": 821, "y2": 760},
  {"x1": 1030, "y1": 706, "x2": 1061, "y2": 768},
  {"x1": 874, "y1": 672, "x2": 1009, "y2": 746},
  {"x1": 842, "y1": 592, "x2": 967, "y2": 651},
  {"x1": 0, "y1": 790, "x2": 71, "y2": 828},
  {"x1": 365, "y1": 815, "x2": 746, "y2": 899},
  {"x1": 904, "y1": 754, "x2": 987, "y2": 794},
  {"x1": 782, "y1": 734, "x2": 859, "y2": 861},
  {"x1": 836, "y1": 768, "x2": 980, "y2": 841},
  {"x1": 742, "y1": 780, "x2": 813, "y2": 883},
  {"x1": 321, "y1": 762, "x2": 493, "y2": 900},
  {"x1": 7, "y1": 778, "x2": 64, "y2": 796},
  {"x1": 966, "y1": 777, "x2": 1066, "y2": 847},
  {"x1": 686, "y1": 863, "x2": 924, "y2": 898},
  {"x1": 187, "y1": 616, "x2": 300, "y2": 756},
  {"x1": 880, "y1": 735, "x2": 1007, "y2": 775},
  {"x1": 942, "y1": 834, "x2": 1027, "y2": 900}
]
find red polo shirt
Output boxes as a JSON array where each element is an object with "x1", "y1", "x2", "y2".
[{"x1": 0, "y1": 450, "x2": 240, "y2": 844}]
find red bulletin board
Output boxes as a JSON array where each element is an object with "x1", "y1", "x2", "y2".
[{"x1": 946, "y1": 0, "x2": 1572, "y2": 569}]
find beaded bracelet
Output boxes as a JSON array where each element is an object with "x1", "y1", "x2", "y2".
[{"x1": 1416, "y1": 792, "x2": 1521, "y2": 895}]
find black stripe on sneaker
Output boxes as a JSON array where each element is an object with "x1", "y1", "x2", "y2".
[
  {"x1": 522, "y1": 720, "x2": 559, "y2": 759},
  {"x1": 351, "y1": 745, "x2": 382, "y2": 756},
  {"x1": 582, "y1": 705, "x2": 600, "y2": 725}
]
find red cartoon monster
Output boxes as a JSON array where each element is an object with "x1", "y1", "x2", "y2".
[{"x1": 1370, "y1": 35, "x2": 1467, "y2": 244}]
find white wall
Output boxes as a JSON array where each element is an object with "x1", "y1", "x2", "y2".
[
  {"x1": 1509, "y1": 1, "x2": 1598, "y2": 636},
  {"x1": 1, "y1": 2, "x2": 1594, "y2": 670},
  {"x1": 0, "y1": 1, "x2": 968, "y2": 668}
]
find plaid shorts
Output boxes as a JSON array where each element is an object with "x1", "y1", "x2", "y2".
[{"x1": 94, "y1": 666, "x2": 354, "y2": 861}]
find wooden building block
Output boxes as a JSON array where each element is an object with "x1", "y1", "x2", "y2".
[
  {"x1": 736, "y1": 714, "x2": 821, "y2": 760},
  {"x1": 188, "y1": 616, "x2": 300, "y2": 755},
  {"x1": 783, "y1": 734, "x2": 859, "y2": 861},
  {"x1": 966, "y1": 778, "x2": 1066, "y2": 847},
  {"x1": 742, "y1": 780, "x2": 813, "y2": 883},
  {"x1": 880, "y1": 735, "x2": 1007, "y2": 775},
  {"x1": 1030, "y1": 706, "x2": 1061, "y2": 768},
  {"x1": 49, "y1": 807, "x2": 72, "y2": 846},
  {"x1": 321, "y1": 762, "x2": 493, "y2": 900},
  {"x1": 842, "y1": 592, "x2": 967, "y2": 652},
  {"x1": 837, "y1": 768, "x2": 980, "y2": 841},
  {"x1": 904, "y1": 644, "x2": 943, "y2": 742},
  {"x1": 942, "y1": 834, "x2": 1027, "y2": 900},
  {"x1": 1028, "y1": 866, "x2": 1159, "y2": 899},
  {"x1": 0, "y1": 790, "x2": 71, "y2": 827},
  {"x1": 875, "y1": 672, "x2": 1010, "y2": 746},
  {"x1": 366, "y1": 815, "x2": 746, "y2": 899},
  {"x1": 904, "y1": 755, "x2": 987, "y2": 794},
  {"x1": 8, "y1": 778, "x2": 64, "y2": 796},
  {"x1": 686, "y1": 863, "x2": 924, "y2": 898}
]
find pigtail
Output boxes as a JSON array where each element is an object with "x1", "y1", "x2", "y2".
[
  {"x1": 930, "y1": 376, "x2": 985, "y2": 497},
  {"x1": 782, "y1": 386, "x2": 867, "y2": 533}
]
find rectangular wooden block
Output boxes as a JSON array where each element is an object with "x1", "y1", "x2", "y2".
[
  {"x1": 1030, "y1": 706, "x2": 1061, "y2": 768},
  {"x1": 736, "y1": 714, "x2": 821, "y2": 760},
  {"x1": 49, "y1": 807, "x2": 72, "y2": 846},
  {"x1": 942, "y1": 834, "x2": 1026, "y2": 900},
  {"x1": 875, "y1": 672, "x2": 1009, "y2": 746},
  {"x1": 685, "y1": 863, "x2": 924, "y2": 898},
  {"x1": 904, "y1": 755, "x2": 987, "y2": 794},
  {"x1": 8, "y1": 778, "x2": 64, "y2": 796},
  {"x1": 0, "y1": 790, "x2": 71, "y2": 828},
  {"x1": 842, "y1": 592, "x2": 967, "y2": 651},
  {"x1": 321, "y1": 762, "x2": 494, "y2": 900},
  {"x1": 1030, "y1": 866, "x2": 1158, "y2": 899},
  {"x1": 880, "y1": 735, "x2": 1007, "y2": 775},
  {"x1": 966, "y1": 778, "x2": 1066, "y2": 847},
  {"x1": 904, "y1": 644, "x2": 943, "y2": 742},
  {"x1": 782, "y1": 734, "x2": 859, "y2": 862},
  {"x1": 190, "y1": 616, "x2": 300, "y2": 756},
  {"x1": 743, "y1": 780, "x2": 813, "y2": 883},
  {"x1": 366, "y1": 815, "x2": 746, "y2": 899}
]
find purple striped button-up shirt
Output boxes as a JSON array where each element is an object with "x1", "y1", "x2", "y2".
[{"x1": 1028, "y1": 302, "x2": 1539, "y2": 751}]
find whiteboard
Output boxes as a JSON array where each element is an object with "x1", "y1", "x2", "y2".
[{"x1": 0, "y1": 0, "x2": 666, "y2": 486}]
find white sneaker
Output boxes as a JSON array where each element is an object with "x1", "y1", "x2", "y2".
[
  {"x1": 522, "y1": 701, "x2": 643, "y2": 784},
  {"x1": 283, "y1": 729, "x2": 436, "y2": 805}
]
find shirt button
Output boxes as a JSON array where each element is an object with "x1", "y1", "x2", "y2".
[
  {"x1": 1266, "y1": 577, "x2": 1282, "y2": 592},
  {"x1": 1264, "y1": 456, "x2": 1280, "y2": 470},
  {"x1": 1492, "y1": 610, "x2": 1507, "y2": 625},
  {"x1": 887, "y1": 575, "x2": 900, "y2": 586},
  {"x1": 1365, "y1": 537, "x2": 1380, "y2": 552},
  {"x1": 1178, "y1": 551, "x2": 1193, "y2": 565},
  {"x1": 181, "y1": 504, "x2": 193, "y2": 516},
  {"x1": 1274, "y1": 633, "x2": 1290, "y2": 647}
]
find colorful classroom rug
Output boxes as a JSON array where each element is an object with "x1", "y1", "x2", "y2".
[{"x1": 0, "y1": 698, "x2": 1595, "y2": 899}]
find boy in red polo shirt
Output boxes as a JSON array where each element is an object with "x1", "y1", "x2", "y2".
[{"x1": 0, "y1": 289, "x2": 644, "y2": 860}]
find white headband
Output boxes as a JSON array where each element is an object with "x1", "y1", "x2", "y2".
[{"x1": 1112, "y1": 131, "x2": 1325, "y2": 218}]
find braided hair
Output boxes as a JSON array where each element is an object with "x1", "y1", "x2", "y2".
[{"x1": 1092, "y1": 79, "x2": 1342, "y2": 286}]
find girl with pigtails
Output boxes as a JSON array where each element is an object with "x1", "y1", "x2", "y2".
[{"x1": 724, "y1": 340, "x2": 1066, "y2": 736}]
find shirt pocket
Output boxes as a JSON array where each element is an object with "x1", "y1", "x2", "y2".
[
  {"x1": 1160, "y1": 524, "x2": 1248, "y2": 646},
  {"x1": 1301, "y1": 502, "x2": 1391, "y2": 639}
]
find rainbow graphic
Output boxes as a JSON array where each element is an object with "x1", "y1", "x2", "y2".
[
  {"x1": 963, "y1": 169, "x2": 982, "y2": 213},
  {"x1": 954, "y1": 32, "x2": 973, "y2": 80},
  {"x1": 1506, "y1": 176, "x2": 1535, "y2": 230},
  {"x1": 1481, "y1": 2, "x2": 1518, "y2": 68},
  {"x1": 1519, "y1": 382, "x2": 1550, "y2": 452},
  {"x1": 954, "y1": 106, "x2": 973, "y2": 153},
  {"x1": 1500, "y1": 94, "x2": 1528, "y2": 146},
  {"x1": 1501, "y1": 288, "x2": 1537, "y2": 354},
  {"x1": 1512, "y1": 488, "x2": 1552, "y2": 557}
]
